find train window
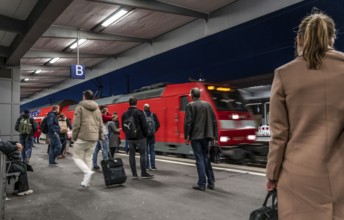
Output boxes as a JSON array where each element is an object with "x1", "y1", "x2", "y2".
[
  {"x1": 209, "y1": 90, "x2": 246, "y2": 111},
  {"x1": 180, "y1": 96, "x2": 189, "y2": 111}
]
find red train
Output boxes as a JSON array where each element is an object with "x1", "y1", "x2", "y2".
[{"x1": 31, "y1": 82, "x2": 257, "y2": 158}]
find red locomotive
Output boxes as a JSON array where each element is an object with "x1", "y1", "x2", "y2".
[{"x1": 31, "y1": 82, "x2": 257, "y2": 157}]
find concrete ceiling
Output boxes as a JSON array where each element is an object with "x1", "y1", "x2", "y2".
[{"x1": 0, "y1": 0, "x2": 237, "y2": 99}]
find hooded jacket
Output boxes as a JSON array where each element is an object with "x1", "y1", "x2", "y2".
[{"x1": 72, "y1": 100, "x2": 103, "y2": 141}]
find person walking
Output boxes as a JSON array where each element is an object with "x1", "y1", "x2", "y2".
[
  {"x1": 108, "y1": 112, "x2": 121, "y2": 158},
  {"x1": 15, "y1": 109, "x2": 37, "y2": 163},
  {"x1": 122, "y1": 97, "x2": 154, "y2": 179},
  {"x1": 184, "y1": 87, "x2": 217, "y2": 191},
  {"x1": 265, "y1": 12, "x2": 344, "y2": 220},
  {"x1": 92, "y1": 105, "x2": 112, "y2": 170},
  {"x1": 46, "y1": 105, "x2": 61, "y2": 165},
  {"x1": 72, "y1": 90, "x2": 103, "y2": 188},
  {"x1": 143, "y1": 103, "x2": 160, "y2": 170}
]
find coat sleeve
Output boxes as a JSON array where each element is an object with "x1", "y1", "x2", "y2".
[
  {"x1": 139, "y1": 110, "x2": 148, "y2": 138},
  {"x1": 30, "y1": 118, "x2": 38, "y2": 134},
  {"x1": 98, "y1": 110, "x2": 103, "y2": 140},
  {"x1": 209, "y1": 105, "x2": 218, "y2": 140},
  {"x1": 72, "y1": 106, "x2": 82, "y2": 140},
  {"x1": 0, "y1": 141, "x2": 17, "y2": 155},
  {"x1": 66, "y1": 118, "x2": 72, "y2": 130},
  {"x1": 153, "y1": 113, "x2": 160, "y2": 133},
  {"x1": 184, "y1": 104, "x2": 193, "y2": 140},
  {"x1": 266, "y1": 70, "x2": 290, "y2": 181},
  {"x1": 15, "y1": 117, "x2": 20, "y2": 132}
]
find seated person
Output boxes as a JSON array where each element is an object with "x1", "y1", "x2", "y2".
[{"x1": 0, "y1": 141, "x2": 33, "y2": 196}]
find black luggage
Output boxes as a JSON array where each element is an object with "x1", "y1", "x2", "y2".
[
  {"x1": 101, "y1": 158, "x2": 127, "y2": 186},
  {"x1": 249, "y1": 189, "x2": 278, "y2": 220}
]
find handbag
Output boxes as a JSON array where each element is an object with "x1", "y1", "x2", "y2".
[
  {"x1": 209, "y1": 142, "x2": 221, "y2": 163},
  {"x1": 249, "y1": 189, "x2": 278, "y2": 220}
]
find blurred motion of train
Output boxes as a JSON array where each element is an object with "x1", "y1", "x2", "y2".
[{"x1": 30, "y1": 82, "x2": 264, "y2": 161}]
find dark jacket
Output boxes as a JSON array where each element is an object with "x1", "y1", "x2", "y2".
[
  {"x1": 15, "y1": 113, "x2": 37, "y2": 136},
  {"x1": 121, "y1": 107, "x2": 148, "y2": 140},
  {"x1": 0, "y1": 141, "x2": 17, "y2": 155},
  {"x1": 184, "y1": 99, "x2": 218, "y2": 141},
  {"x1": 144, "y1": 110, "x2": 160, "y2": 144},
  {"x1": 47, "y1": 111, "x2": 60, "y2": 135}
]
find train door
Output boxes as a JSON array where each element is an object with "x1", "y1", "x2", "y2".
[{"x1": 178, "y1": 95, "x2": 190, "y2": 141}]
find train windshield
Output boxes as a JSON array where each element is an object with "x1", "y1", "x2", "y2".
[{"x1": 207, "y1": 88, "x2": 246, "y2": 111}]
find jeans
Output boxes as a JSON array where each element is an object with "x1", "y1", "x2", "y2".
[
  {"x1": 92, "y1": 136, "x2": 109, "y2": 167},
  {"x1": 191, "y1": 139, "x2": 215, "y2": 188},
  {"x1": 59, "y1": 135, "x2": 67, "y2": 155},
  {"x1": 48, "y1": 132, "x2": 62, "y2": 164},
  {"x1": 124, "y1": 138, "x2": 129, "y2": 153},
  {"x1": 128, "y1": 139, "x2": 147, "y2": 176},
  {"x1": 145, "y1": 140, "x2": 156, "y2": 169},
  {"x1": 19, "y1": 135, "x2": 33, "y2": 161}
]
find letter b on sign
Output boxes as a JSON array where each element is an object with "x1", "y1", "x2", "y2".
[{"x1": 70, "y1": 64, "x2": 86, "y2": 79}]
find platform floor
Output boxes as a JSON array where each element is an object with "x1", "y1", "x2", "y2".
[{"x1": 5, "y1": 143, "x2": 267, "y2": 220}]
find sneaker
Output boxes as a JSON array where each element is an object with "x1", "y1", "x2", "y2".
[
  {"x1": 151, "y1": 167, "x2": 157, "y2": 171},
  {"x1": 192, "y1": 185, "x2": 206, "y2": 191},
  {"x1": 141, "y1": 173, "x2": 154, "y2": 179},
  {"x1": 17, "y1": 189, "x2": 33, "y2": 196},
  {"x1": 132, "y1": 175, "x2": 138, "y2": 180},
  {"x1": 207, "y1": 184, "x2": 215, "y2": 190},
  {"x1": 84, "y1": 171, "x2": 95, "y2": 186},
  {"x1": 49, "y1": 162, "x2": 58, "y2": 165},
  {"x1": 93, "y1": 165, "x2": 100, "y2": 171}
]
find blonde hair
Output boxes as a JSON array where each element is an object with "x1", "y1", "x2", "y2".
[{"x1": 297, "y1": 12, "x2": 336, "y2": 69}]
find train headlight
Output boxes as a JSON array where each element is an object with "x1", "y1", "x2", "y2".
[
  {"x1": 247, "y1": 135, "x2": 256, "y2": 140},
  {"x1": 232, "y1": 114, "x2": 239, "y2": 120},
  {"x1": 220, "y1": 136, "x2": 230, "y2": 142}
]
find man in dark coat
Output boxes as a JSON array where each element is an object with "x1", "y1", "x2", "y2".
[
  {"x1": 184, "y1": 87, "x2": 218, "y2": 191},
  {"x1": 0, "y1": 141, "x2": 33, "y2": 196},
  {"x1": 47, "y1": 105, "x2": 61, "y2": 165}
]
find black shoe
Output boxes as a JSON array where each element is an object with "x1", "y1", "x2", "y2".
[
  {"x1": 207, "y1": 184, "x2": 215, "y2": 190},
  {"x1": 49, "y1": 162, "x2": 58, "y2": 165},
  {"x1": 141, "y1": 173, "x2": 154, "y2": 179},
  {"x1": 192, "y1": 185, "x2": 205, "y2": 191},
  {"x1": 93, "y1": 165, "x2": 100, "y2": 170}
]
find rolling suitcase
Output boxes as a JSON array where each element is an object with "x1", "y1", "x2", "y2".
[{"x1": 101, "y1": 158, "x2": 127, "y2": 186}]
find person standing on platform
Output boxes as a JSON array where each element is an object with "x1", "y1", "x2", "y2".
[
  {"x1": 265, "y1": 12, "x2": 344, "y2": 220},
  {"x1": 184, "y1": 87, "x2": 217, "y2": 191},
  {"x1": 108, "y1": 112, "x2": 121, "y2": 158},
  {"x1": 143, "y1": 103, "x2": 160, "y2": 170},
  {"x1": 92, "y1": 105, "x2": 112, "y2": 170},
  {"x1": 72, "y1": 90, "x2": 103, "y2": 188},
  {"x1": 15, "y1": 109, "x2": 37, "y2": 163},
  {"x1": 122, "y1": 97, "x2": 154, "y2": 179},
  {"x1": 46, "y1": 105, "x2": 61, "y2": 165},
  {"x1": 57, "y1": 113, "x2": 72, "y2": 158},
  {"x1": 33, "y1": 122, "x2": 41, "y2": 144}
]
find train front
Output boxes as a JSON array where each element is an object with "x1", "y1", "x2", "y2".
[{"x1": 204, "y1": 85, "x2": 257, "y2": 152}]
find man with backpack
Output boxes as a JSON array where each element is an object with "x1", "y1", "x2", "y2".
[
  {"x1": 15, "y1": 109, "x2": 37, "y2": 163},
  {"x1": 121, "y1": 97, "x2": 154, "y2": 179},
  {"x1": 143, "y1": 103, "x2": 160, "y2": 170},
  {"x1": 58, "y1": 113, "x2": 72, "y2": 158}
]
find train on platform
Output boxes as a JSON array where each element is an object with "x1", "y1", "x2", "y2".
[{"x1": 30, "y1": 82, "x2": 268, "y2": 162}]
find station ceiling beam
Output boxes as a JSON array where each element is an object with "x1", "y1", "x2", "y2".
[
  {"x1": 6, "y1": 0, "x2": 74, "y2": 65},
  {"x1": 0, "y1": 46, "x2": 10, "y2": 57},
  {"x1": 0, "y1": 15, "x2": 26, "y2": 34},
  {"x1": 87, "y1": 0, "x2": 208, "y2": 19},
  {"x1": 24, "y1": 50, "x2": 113, "y2": 58},
  {"x1": 43, "y1": 26, "x2": 152, "y2": 43},
  {"x1": 20, "y1": 65, "x2": 70, "y2": 71}
]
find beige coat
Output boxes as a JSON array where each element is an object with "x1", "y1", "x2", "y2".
[
  {"x1": 72, "y1": 100, "x2": 103, "y2": 141},
  {"x1": 266, "y1": 50, "x2": 344, "y2": 220}
]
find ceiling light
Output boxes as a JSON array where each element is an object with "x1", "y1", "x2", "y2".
[
  {"x1": 24, "y1": 78, "x2": 30, "y2": 81},
  {"x1": 49, "y1": 57, "x2": 60, "y2": 64},
  {"x1": 35, "y1": 70, "x2": 42, "y2": 74},
  {"x1": 101, "y1": 9, "x2": 128, "y2": 27},
  {"x1": 70, "y1": 39, "x2": 87, "y2": 49}
]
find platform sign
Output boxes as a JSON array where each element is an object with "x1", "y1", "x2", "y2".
[{"x1": 70, "y1": 64, "x2": 86, "y2": 79}]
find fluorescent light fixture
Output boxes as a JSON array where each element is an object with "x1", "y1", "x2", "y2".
[
  {"x1": 49, "y1": 57, "x2": 60, "y2": 64},
  {"x1": 35, "y1": 70, "x2": 42, "y2": 74},
  {"x1": 24, "y1": 78, "x2": 30, "y2": 81},
  {"x1": 101, "y1": 9, "x2": 128, "y2": 27},
  {"x1": 70, "y1": 39, "x2": 87, "y2": 49}
]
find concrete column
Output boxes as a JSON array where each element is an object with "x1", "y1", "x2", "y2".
[{"x1": 0, "y1": 67, "x2": 20, "y2": 142}]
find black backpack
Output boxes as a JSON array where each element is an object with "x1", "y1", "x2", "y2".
[
  {"x1": 41, "y1": 117, "x2": 48, "y2": 134},
  {"x1": 123, "y1": 110, "x2": 137, "y2": 139},
  {"x1": 144, "y1": 112, "x2": 156, "y2": 136}
]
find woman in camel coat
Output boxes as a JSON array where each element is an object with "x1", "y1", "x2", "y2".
[{"x1": 266, "y1": 12, "x2": 344, "y2": 219}]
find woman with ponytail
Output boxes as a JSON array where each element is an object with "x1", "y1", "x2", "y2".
[{"x1": 266, "y1": 12, "x2": 344, "y2": 220}]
